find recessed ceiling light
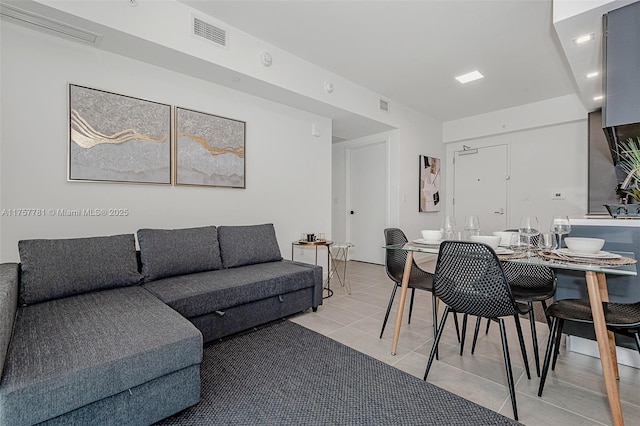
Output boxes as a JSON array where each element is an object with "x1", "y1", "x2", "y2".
[
  {"x1": 586, "y1": 71, "x2": 599, "y2": 79},
  {"x1": 455, "y1": 70, "x2": 484, "y2": 84},
  {"x1": 573, "y1": 32, "x2": 595, "y2": 45},
  {"x1": 593, "y1": 95, "x2": 604, "y2": 101}
]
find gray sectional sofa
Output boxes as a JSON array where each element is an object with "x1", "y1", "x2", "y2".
[{"x1": 0, "y1": 224, "x2": 323, "y2": 425}]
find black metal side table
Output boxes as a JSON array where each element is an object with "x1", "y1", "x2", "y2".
[{"x1": 291, "y1": 240, "x2": 333, "y2": 298}]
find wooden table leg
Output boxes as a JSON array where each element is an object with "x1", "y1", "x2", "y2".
[
  {"x1": 585, "y1": 271, "x2": 624, "y2": 426},
  {"x1": 391, "y1": 251, "x2": 413, "y2": 356},
  {"x1": 596, "y1": 272, "x2": 619, "y2": 378}
]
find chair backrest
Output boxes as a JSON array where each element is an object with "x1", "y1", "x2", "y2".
[
  {"x1": 384, "y1": 228, "x2": 410, "y2": 284},
  {"x1": 502, "y1": 229, "x2": 555, "y2": 289},
  {"x1": 433, "y1": 241, "x2": 519, "y2": 318}
]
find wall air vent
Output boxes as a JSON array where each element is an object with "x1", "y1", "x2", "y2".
[
  {"x1": 379, "y1": 99, "x2": 390, "y2": 113},
  {"x1": 0, "y1": 3, "x2": 102, "y2": 45},
  {"x1": 193, "y1": 16, "x2": 227, "y2": 47}
]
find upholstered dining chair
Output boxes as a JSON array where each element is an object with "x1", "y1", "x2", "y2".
[
  {"x1": 473, "y1": 229, "x2": 556, "y2": 377},
  {"x1": 538, "y1": 299, "x2": 640, "y2": 397},
  {"x1": 423, "y1": 241, "x2": 532, "y2": 421},
  {"x1": 380, "y1": 228, "x2": 460, "y2": 345}
]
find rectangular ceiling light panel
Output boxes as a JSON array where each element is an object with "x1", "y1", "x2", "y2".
[{"x1": 455, "y1": 70, "x2": 484, "y2": 84}]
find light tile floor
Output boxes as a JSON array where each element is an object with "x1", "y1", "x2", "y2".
[{"x1": 289, "y1": 260, "x2": 640, "y2": 426}]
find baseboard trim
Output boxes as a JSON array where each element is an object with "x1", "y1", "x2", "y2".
[{"x1": 566, "y1": 336, "x2": 640, "y2": 369}]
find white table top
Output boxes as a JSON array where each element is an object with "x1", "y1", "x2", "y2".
[{"x1": 386, "y1": 243, "x2": 638, "y2": 277}]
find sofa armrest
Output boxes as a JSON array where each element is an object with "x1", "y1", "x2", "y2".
[
  {"x1": 285, "y1": 260, "x2": 323, "y2": 308},
  {"x1": 0, "y1": 263, "x2": 19, "y2": 380}
]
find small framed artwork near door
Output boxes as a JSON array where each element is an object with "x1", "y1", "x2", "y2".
[{"x1": 419, "y1": 155, "x2": 441, "y2": 212}]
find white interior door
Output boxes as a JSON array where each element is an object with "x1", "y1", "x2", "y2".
[
  {"x1": 347, "y1": 141, "x2": 387, "y2": 264},
  {"x1": 454, "y1": 145, "x2": 508, "y2": 234}
]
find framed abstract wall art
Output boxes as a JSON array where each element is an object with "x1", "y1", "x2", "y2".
[
  {"x1": 68, "y1": 84, "x2": 172, "y2": 184},
  {"x1": 175, "y1": 107, "x2": 246, "y2": 188},
  {"x1": 419, "y1": 155, "x2": 441, "y2": 212}
]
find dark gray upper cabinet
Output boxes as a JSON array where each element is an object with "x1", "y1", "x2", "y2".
[{"x1": 602, "y1": 1, "x2": 640, "y2": 128}]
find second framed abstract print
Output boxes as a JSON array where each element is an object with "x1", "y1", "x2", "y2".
[{"x1": 175, "y1": 107, "x2": 246, "y2": 188}]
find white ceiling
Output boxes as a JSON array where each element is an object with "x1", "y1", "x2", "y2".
[{"x1": 182, "y1": 0, "x2": 582, "y2": 123}]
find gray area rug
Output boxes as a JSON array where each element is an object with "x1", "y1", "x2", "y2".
[{"x1": 156, "y1": 320, "x2": 521, "y2": 425}]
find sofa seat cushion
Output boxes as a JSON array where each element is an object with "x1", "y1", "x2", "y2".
[
  {"x1": 137, "y1": 226, "x2": 223, "y2": 281},
  {"x1": 0, "y1": 286, "x2": 202, "y2": 426},
  {"x1": 143, "y1": 260, "x2": 317, "y2": 318},
  {"x1": 18, "y1": 234, "x2": 142, "y2": 305}
]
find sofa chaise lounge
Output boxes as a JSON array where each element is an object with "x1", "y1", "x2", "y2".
[{"x1": 0, "y1": 224, "x2": 322, "y2": 425}]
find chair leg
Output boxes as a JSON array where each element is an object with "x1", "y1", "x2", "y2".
[
  {"x1": 408, "y1": 288, "x2": 416, "y2": 324},
  {"x1": 538, "y1": 317, "x2": 559, "y2": 397},
  {"x1": 485, "y1": 317, "x2": 491, "y2": 335},
  {"x1": 471, "y1": 316, "x2": 482, "y2": 354},
  {"x1": 424, "y1": 306, "x2": 450, "y2": 380},
  {"x1": 453, "y1": 312, "x2": 461, "y2": 342},
  {"x1": 460, "y1": 313, "x2": 468, "y2": 356},
  {"x1": 541, "y1": 300, "x2": 551, "y2": 328},
  {"x1": 431, "y1": 294, "x2": 439, "y2": 361},
  {"x1": 514, "y1": 314, "x2": 531, "y2": 380},
  {"x1": 551, "y1": 319, "x2": 565, "y2": 371},
  {"x1": 379, "y1": 284, "x2": 398, "y2": 338},
  {"x1": 499, "y1": 318, "x2": 519, "y2": 421},
  {"x1": 528, "y1": 302, "x2": 540, "y2": 377},
  {"x1": 634, "y1": 332, "x2": 640, "y2": 356}
]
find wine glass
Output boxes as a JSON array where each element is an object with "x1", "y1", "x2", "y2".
[
  {"x1": 442, "y1": 215, "x2": 456, "y2": 240},
  {"x1": 509, "y1": 232, "x2": 528, "y2": 254},
  {"x1": 519, "y1": 216, "x2": 539, "y2": 256},
  {"x1": 550, "y1": 216, "x2": 571, "y2": 249},
  {"x1": 538, "y1": 233, "x2": 556, "y2": 253},
  {"x1": 464, "y1": 215, "x2": 480, "y2": 238}
]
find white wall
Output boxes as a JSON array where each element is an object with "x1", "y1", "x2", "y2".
[
  {"x1": 0, "y1": 22, "x2": 332, "y2": 262},
  {"x1": 444, "y1": 95, "x2": 589, "y2": 232},
  {"x1": 332, "y1": 104, "x2": 444, "y2": 255},
  {"x1": 34, "y1": 0, "x2": 398, "y2": 132}
]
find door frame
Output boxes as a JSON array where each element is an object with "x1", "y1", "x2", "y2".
[{"x1": 345, "y1": 137, "x2": 390, "y2": 263}]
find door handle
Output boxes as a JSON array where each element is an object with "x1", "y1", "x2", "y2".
[
  {"x1": 350, "y1": 211, "x2": 355, "y2": 215},
  {"x1": 494, "y1": 208, "x2": 504, "y2": 215}
]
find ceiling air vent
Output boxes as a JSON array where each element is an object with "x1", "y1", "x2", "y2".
[
  {"x1": 193, "y1": 16, "x2": 227, "y2": 47},
  {"x1": 379, "y1": 99, "x2": 390, "y2": 113},
  {"x1": 0, "y1": 3, "x2": 102, "y2": 45}
]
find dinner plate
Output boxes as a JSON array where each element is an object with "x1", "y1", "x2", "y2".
[
  {"x1": 413, "y1": 238, "x2": 442, "y2": 245},
  {"x1": 554, "y1": 248, "x2": 621, "y2": 259},
  {"x1": 495, "y1": 247, "x2": 514, "y2": 255}
]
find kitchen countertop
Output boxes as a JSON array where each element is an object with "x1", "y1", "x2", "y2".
[{"x1": 571, "y1": 216, "x2": 640, "y2": 227}]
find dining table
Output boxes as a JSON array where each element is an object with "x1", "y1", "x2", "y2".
[{"x1": 386, "y1": 241, "x2": 637, "y2": 426}]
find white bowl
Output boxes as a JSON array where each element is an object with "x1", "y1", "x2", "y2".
[
  {"x1": 564, "y1": 237, "x2": 605, "y2": 254},
  {"x1": 493, "y1": 231, "x2": 517, "y2": 247},
  {"x1": 470, "y1": 235, "x2": 501, "y2": 249},
  {"x1": 421, "y1": 229, "x2": 442, "y2": 242}
]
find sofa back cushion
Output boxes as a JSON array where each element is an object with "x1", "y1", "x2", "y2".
[
  {"x1": 217, "y1": 224, "x2": 282, "y2": 268},
  {"x1": 137, "y1": 226, "x2": 223, "y2": 281},
  {"x1": 18, "y1": 234, "x2": 142, "y2": 305}
]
